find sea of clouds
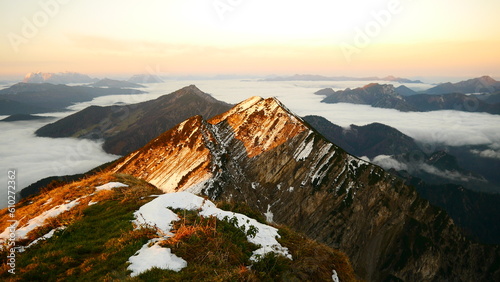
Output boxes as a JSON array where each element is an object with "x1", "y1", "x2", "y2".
[{"x1": 1, "y1": 79, "x2": 499, "y2": 208}]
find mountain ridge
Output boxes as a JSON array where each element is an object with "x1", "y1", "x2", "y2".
[
  {"x1": 0, "y1": 173, "x2": 357, "y2": 280},
  {"x1": 425, "y1": 76, "x2": 500, "y2": 94},
  {"x1": 262, "y1": 74, "x2": 423, "y2": 83},
  {"x1": 35, "y1": 85, "x2": 233, "y2": 155},
  {"x1": 23, "y1": 71, "x2": 97, "y2": 84},
  {"x1": 108, "y1": 94, "x2": 499, "y2": 280},
  {"x1": 318, "y1": 83, "x2": 500, "y2": 114},
  {"x1": 0, "y1": 83, "x2": 145, "y2": 115}
]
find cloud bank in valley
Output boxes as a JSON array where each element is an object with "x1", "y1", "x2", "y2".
[
  {"x1": 364, "y1": 155, "x2": 480, "y2": 183},
  {"x1": 0, "y1": 120, "x2": 118, "y2": 209},
  {"x1": 1, "y1": 79, "x2": 499, "y2": 208}
]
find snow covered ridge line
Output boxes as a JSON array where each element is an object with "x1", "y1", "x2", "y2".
[{"x1": 128, "y1": 192, "x2": 292, "y2": 276}]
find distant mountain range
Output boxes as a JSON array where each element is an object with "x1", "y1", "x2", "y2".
[
  {"x1": 0, "y1": 83, "x2": 145, "y2": 115},
  {"x1": 425, "y1": 76, "x2": 500, "y2": 94},
  {"x1": 36, "y1": 85, "x2": 232, "y2": 155},
  {"x1": 23, "y1": 71, "x2": 97, "y2": 84},
  {"x1": 262, "y1": 74, "x2": 423, "y2": 83},
  {"x1": 89, "y1": 78, "x2": 145, "y2": 88},
  {"x1": 317, "y1": 82, "x2": 500, "y2": 114},
  {"x1": 321, "y1": 83, "x2": 417, "y2": 111},
  {"x1": 128, "y1": 74, "x2": 164, "y2": 83}
]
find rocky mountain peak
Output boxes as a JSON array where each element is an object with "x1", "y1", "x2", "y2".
[
  {"x1": 209, "y1": 96, "x2": 308, "y2": 158},
  {"x1": 111, "y1": 115, "x2": 215, "y2": 193},
  {"x1": 362, "y1": 83, "x2": 398, "y2": 96},
  {"x1": 111, "y1": 96, "x2": 310, "y2": 192},
  {"x1": 170, "y1": 84, "x2": 221, "y2": 103},
  {"x1": 478, "y1": 75, "x2": 498, "y2": 85},
  {"x1": 22, "y1": 71, "x2": 96, "y2": 84}
]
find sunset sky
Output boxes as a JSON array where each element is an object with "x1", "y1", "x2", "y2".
[{"x1": 1, "y1": 0, "x2": 499, "y2": 79}]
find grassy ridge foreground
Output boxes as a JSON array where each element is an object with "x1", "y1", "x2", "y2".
[{"x1": 0, "y1": 173, "x2": 357, "y2": 281}]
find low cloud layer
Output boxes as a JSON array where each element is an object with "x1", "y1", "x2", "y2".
[
  {"x1": 167, "y1": 80, "x2": 500, "y2": 149},
  {"x1": 366, "y1": 154, "x2": 480, "y2": 183},
  {"x1": 1, "y1": 79, "x2": 499, "y2": 208},
  {"x1": 0, "y1": 120, "x2": 118, "y2": 209}
]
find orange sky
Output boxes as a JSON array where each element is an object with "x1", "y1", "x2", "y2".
[{"x1": 1, "y1": 0, "x2": 499, "y2": 79}]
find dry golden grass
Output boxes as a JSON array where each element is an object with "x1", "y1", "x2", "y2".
[
  {"x1": 0, "y1": 172, "x2": 115, "y2": 232},
  {"x1": 0, "y1": 172, "x2": 154, "y2": 249}
]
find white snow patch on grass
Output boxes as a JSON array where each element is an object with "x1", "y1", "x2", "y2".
[
  {"x1": 127, "y1": 239, "x2": 187, "y2": 277},
  {"x1": 25, "y1": 226, "x2": 66, "y2": 249},
  {"x1": 0, "y1": 198, "x2": 80, "y2": 240},
  {"x1": 42, "y1": 198, "x2": 53, "y2": 206},
  {"x1": 95, "y1": 182, "x2": 128, "y2": 192},
  {"x1": 131, "y1": 191, "x2": 292, "y2": 266}
]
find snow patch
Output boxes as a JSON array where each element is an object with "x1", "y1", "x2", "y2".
[
  {"x1": 132, "y1": 200, "x2": 181, "y2": 237},
  {"x1": 293, "y1": 132, "x2": 314, "y2": 161},
  {"x1": 132, "y1": 192, "x2": 292, "y2": 263},
  {"x1": 127, "y1": 239, "x2": 187, "y2": 277},
  {"x1": 0, "y1": 198, "x2": 80, "y2": 240},
  {"x1": 332, "y1": 269, "x2": 340, "y2": 282},
  {"x1": 42, "y1": 198, "x2": 53, "y2": 206},
  {"x1": 95, "y1": 182, "x2": 128, "y2": 192},
  {"x1": 25, "y1": 227, "x2": 66, "y2": 249}
]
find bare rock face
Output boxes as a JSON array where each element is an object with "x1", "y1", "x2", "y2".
[
  {"x1": 111, "y1": 95, "x2": 500, "y2": 281},
  {"x1": 112, "y1": 115, "x2": 214, "y2": 193}
]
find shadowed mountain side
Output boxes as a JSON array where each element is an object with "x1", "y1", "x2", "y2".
[
  {"x1": 320, "y1": 83, "x2": 417, "y2": 112},
  {"x1": 0, "y1": 99, "x2": 55, "y2": 115},
  {"x1": 317, "y1": 83, "x2": 500, "y2": 114},
  {"x1": 0, "y1": 83, "x2": 145, "y2": 115},
  {"x1": 404, "y1": 93, "x2": 500, "y2": 114},
  {"x1": 89, "y1": 78, "x2": 145, "y2": 88},
  {"x1": 0, "y1": 114, "x2": 54, "y2": 122},
  {"x1": 35, "y1": 85, "x2": 233, "y2": 155},
  {"x1": 303, "y1": 115, "x2": 500, "y2": 244},
  {"x1": 396, "y1": 172, "x2": 500, "y2": 244},
  {"x1": 303, "y1": 115, "x2": 420, "y2": 158},
  {"x1": 424, "y1": 76, "x2": 500, "y2": 94},
  {"x1": 395, "y1": 85, "x2": 417, "y2": 96},
  {"x1": 110, "y1": 96, "x2": 499, "y2": 281}
]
